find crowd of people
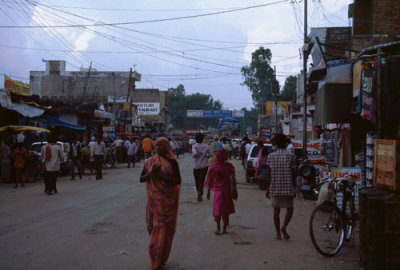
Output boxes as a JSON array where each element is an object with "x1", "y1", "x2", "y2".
[{"x1": 1, "y1": 131, "x2": 297, "y2": 270}]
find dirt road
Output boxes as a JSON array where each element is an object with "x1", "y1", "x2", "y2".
[{"x1": 0, "y1": 153, "x2": 359, "y2": 270}]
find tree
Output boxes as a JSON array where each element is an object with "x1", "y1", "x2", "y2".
[
  {"x1": 241, "y1": 47, "x2": 275, "y2": 108},
  {"x1": 280, "y1": 75, "x2": 297, "y2": 101},
  {"x1": 239, "y1": 107, "x2": 259, "y2": 136},
  {"x1": 168, "y1": 85, "x2": 223, "y2": 130}
]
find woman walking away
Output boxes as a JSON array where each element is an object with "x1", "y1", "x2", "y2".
[
  {"x1": 265, "y1": 133, "x2": 296, "y2": 240},
  {"x1": 205, "y1": 149, "x2": 238, "y2": 235},
  {"x1": 140, "y1": 137, "x2": 181, "y2": 270},
  {"x1": 13, "y1": 143, "x2": 28, "y2": 188}
]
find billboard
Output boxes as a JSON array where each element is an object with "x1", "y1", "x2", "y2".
[
  {"x1": 265, "y1": 101, "x2": 291, "y2": 116},
  {"x1": 187, "y1": 110, "x2": 203, "y2": 118},
  {"x1": 133, "y1": 102, "x2": 160, "y2": 116},
  {"x1": 4, "y1": 76, "x2": 30, "y2": 96}
]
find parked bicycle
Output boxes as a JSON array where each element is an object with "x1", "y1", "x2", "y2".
[{"x1": 309, "y1": 175, "x2": 357, "y2": 257}]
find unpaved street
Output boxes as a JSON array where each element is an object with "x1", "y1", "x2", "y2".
[{"x1": 0, "y1": 153, "x2": 359, "y2": 270}]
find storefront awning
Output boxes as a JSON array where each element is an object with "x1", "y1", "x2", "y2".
[
  {"x1": 0, "y1": 125, "x2": 50, "y2": 133},
  {"x1": 45, "y1": 116, "x2": 86, "y2": 130},
  {"x1": 314, "y1": 83, "x2": 352, "y2": 126}
]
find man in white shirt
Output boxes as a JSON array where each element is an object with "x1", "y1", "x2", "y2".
[
  {"x1": 91, "y1": 135, "x2": 106, "y2": 180},
  {"x1": 41, "y1": 135, "x2": 64, "y2": 195},
  {"x1": 126, "y1": 137, "x2": 137, "y2": 168}
]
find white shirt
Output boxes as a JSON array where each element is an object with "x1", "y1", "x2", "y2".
[
  {"x1": 245, "y1": 143, "x2": 252, "y2": 154},
  {"x1": 91, "y1": 141, "x2": 106, "y2": 157},
  {"x1": 41, "y1": 144, "x2": 64, "y2": 171},
  {"x1": 127, "y1": 142, "x2": 137, "y2": 155}
]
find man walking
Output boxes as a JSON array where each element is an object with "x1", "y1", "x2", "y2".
[
  {"x1": 41, "y1": 135, "x2": 64, "y2": 195},
  {"x1": 192, "y1": 133, "x2": 212, "y2": 202},
  {"x1": 265, "y1": 133, "x2": 297, "y2": 240},
  {"x1": 126, "y1": 137, "x2": 137, "y2": 168},
  {"x1": 142, "y1": 135, "x2": 153, "y2": 159},
  {"x1": 91, "y1": 135, "x2": 106, "y2": 180},
  {"x1": 69, "y1": 137, "x2": 82, "y2": 180}
]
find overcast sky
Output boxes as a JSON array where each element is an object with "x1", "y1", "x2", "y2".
[{"x1": 0, "y1": 0, "x2": 352, "y2": 110}]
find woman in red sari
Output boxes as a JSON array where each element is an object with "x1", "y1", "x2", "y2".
[
  {"x1": 205, "y1": 148, "x2": 238, "y2": 235},
  {"x1": 140, "y1": 137, "x2": 181, "y2": 270}
]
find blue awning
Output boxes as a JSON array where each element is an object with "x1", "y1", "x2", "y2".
[
  {"x1": 217, "y1": 117, "x2": 240, "y2": 130},
  {"x1": 44, "y1": 116, "x2": 86, "y2": 130}
]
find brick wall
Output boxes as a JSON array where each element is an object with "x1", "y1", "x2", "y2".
[{"x1": 373, "y1": 0, "x2": 400, "y2": 34}]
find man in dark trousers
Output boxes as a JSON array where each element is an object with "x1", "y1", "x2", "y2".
[
  {"x1": 91, "y1": 135, "x2": 106, "y2": 180},
  {"x1": 69, "y1": 136, "x2": 82, "y2": 180},
  {"x1": 192, "y1": 133, "x2": 212, "y2": 202}
]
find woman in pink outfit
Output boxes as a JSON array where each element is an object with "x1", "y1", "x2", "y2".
[{"x1": 205, "y1": 149, "x2": 238, "y2": 235}]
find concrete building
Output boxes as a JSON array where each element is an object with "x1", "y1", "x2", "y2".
[{"x1": 30, "y1": 60, "x2": 169, "y2": 131}]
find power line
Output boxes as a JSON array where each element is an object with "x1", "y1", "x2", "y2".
[{"x1": 0, "y1": 0, "x2": 290, "y2": 28}]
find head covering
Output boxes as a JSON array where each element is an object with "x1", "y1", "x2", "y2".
[
  {"x1": 205, "y1": 149, "x2": 232, "y2": 191},
  {"x1": 154, "y1": 137, "x2": 175, "y2": 160},
  {"x1": 145, "y1": 137, "x2": 177, "y2": 179}
]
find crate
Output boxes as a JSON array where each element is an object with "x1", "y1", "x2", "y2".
[{"x1": 373, "y1": 139, "x2": 400, "y2": 191}]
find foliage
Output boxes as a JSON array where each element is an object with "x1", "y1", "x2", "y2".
[
  {"x1": 241, "y1": 47, "x2": 275, "y2": 108},
  {"x1": 280, "y1": 75, "x2": 297, "y2": 101},
  {"x1": 168, "y1": 84, "x2": 223, "y2": 130},
  {"x1": 239, "y1": 107, "x2": 259, "y2": 136}
]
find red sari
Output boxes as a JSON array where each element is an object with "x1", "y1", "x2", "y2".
[
  {"x1": 205, "y1": 149, "x2": 236, "y2": 225},
  {"x1": 143, "y1": 137, "x2": 180, "y2": 269}
]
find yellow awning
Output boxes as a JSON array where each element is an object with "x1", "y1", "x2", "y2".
[{"x1": 0, "y1": 125, "x2": 50, "y2": 133}]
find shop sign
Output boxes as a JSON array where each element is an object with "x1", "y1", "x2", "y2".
[
  {"x1": 133, "y1": 103, "x2": 160, "y2": 116},
  {"x1": 292, "y1": 139, "x2": 321, "y2": 153},
  {"x1": 187, "y1": 110, "x2": 203, "y2": 118},
  {"x1": 4, "y1": 76, "x2": 30, "y2": 96},
  {"x1": 353, "y1": 61, "x2": 362, "y2": 97},
  {"x1": 94, "y1": 109, "x2": 113, "y2": 119},
  {"x1": 298, "y1": 117, "x2": 312, "y2": 132},
  {"x1": 232, "y1": 110, "x2": 244, "y2": 118},
  {"x1": 107, "y1": 96, "x2": 127, "y2": 103}
]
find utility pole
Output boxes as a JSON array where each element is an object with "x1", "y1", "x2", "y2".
[
  {"x1": 302, "y1": 0, "x2": 308, "y2": 158},
  {"x1": 123, "y1": 68, "x2": 133, "y2": 136},
  {"x1": 82, "y1": 61, "x2": 92, "y2": 96},
  {"x1": 274, "y1": 66, "x2": 278, "y2": 134}
]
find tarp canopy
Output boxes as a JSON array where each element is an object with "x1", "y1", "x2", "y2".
[
  {"x1": 0, "y1": 125, "x2": 50, "y2": 133},
  {"x1": 217, "y1": 117, "x2": 240, "y2": 130},
  {"x1": 45, "y1": 116, "x2": 86, "y2": 130}
]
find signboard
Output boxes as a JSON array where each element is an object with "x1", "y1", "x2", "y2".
[
  {"x1": 265, "y1": 101, "x2": 291, "y2": 116},
  {"x1": 260, "y1": 128, "x2": 271, "y2": 140},
  {"x1": 374, "y1": 139, "x2": 399, "y2": 191},
  {"x1": 187, "y1": 110, "x2": 203, "y2": 118},
  {"x1": 353, "y1": 61, "x2": 362, "y2": 98},
  {"x1": 4, "y1": 76, "x2": 30, "y2": 96},
  {"x1": 298, "y1": 117, "x2": 312, "y2": 131},
  {"x1": 94, "y1": 109, "x2": 113, "y2": 119},
  {"x1": 331, "y1": 167, "x2": 363, "y2": 210},
  {"x1": 203, "y1": 110, "x2": 232, "y2": 118},
  {"x1": 107, "y1": 96, "x2": 127, "y2": 103},
  {"x1": 133, "y1": 102, "x2": 160, "y2": 116},
  {"x1": 292, "y1": 139, "x2": 321, "y2": 153},
  {"x1": 102, "y1": 125, "x2": 115, "y2": 138},
  {"x1": 232, "y1": 110, "x2": 244, "y2": 118},
  {"x1": 123, "y1": 102, "x2": 130, "y2": 112}
]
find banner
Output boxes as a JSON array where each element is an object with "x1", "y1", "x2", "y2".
[
  {"x1": 265, "y1": 101, "x2": 291, "y2": 116},
  {"x1": 94, "y1": 109, "x2": 113, "y2": 119},
  {"x1": 107, "y1": 96, "x2": 127, "y2": 103},
  {"x1": 133, "y1": 102, "x2": 160, "y2": 116},
  {"x1": 292, "y1": 139, "x2": 321, "y2": 153},
  {"x1": 0, "y1": 89, "x2": 12, "y2": 108},
  {"x1": 4, "y1": 76, "x2": 30, "y2": 96},
  {"x1": 187, "y1": 110, "x2": 203, "y2": 118}
]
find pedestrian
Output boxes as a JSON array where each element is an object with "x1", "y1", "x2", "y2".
[
  {"x1": 192, "y1": 133, "x2": 212, "y2": 202},
  {"x1": 69, "y1": 136, "x2": 82, "y2": 180},
  {"x1": 127, "y1": 137, "x2": 137, "y2": 168},
  {"x1": 265, "y1": 133, "x2": 297, "y2": 240},
  {"x1": 209, "y1": 135, "x2": 222, "y2": 165},
  {"x1": 221, "y1": 136, "x2": 231, "y2": 158},
  {"x1": 240, "y1": 136, "x2": 248, "y2": 169},
  {"x1": 12, "y1": 143, "x2": 28, "y2": 188},
  {"x1": 255, "y1": 140, "x2": 268, "y2": 178},
  {"x1": 286, "y1": 137, "x2": 295, "y2": 154},
  {"x1": 81, "y1": 142, "x2": 92, "y2": 174},
  {"x1": 205, "y1": 148, "x2": 238, "y2": 235},
  {"x1": 91, "y1": 135, "x2": 106, "y2": 180},
  {"x1": 41, "y1": 135, "x2": 64, "y2": 195},
  {"x1": 0, "y1": 139, "x2": 12, "y2": 182},
  {"x1": 140, "y1": 137, "x2": 181, "y2": 270},
  {"x1": 142, "y1": 135, "x2": 153, "y2": 159}
]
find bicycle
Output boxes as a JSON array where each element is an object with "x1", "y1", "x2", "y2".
[{"x1": 309, "y1": 175, "x2": 357, "y2": 256}]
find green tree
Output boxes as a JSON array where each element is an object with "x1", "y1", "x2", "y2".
[
  {"x1": 280, "y1": 75, "x2": 297, "y2": 101},
  {"x1": 241, "y1": 47, "x2": 275, "y2": 108},
  {"x1": 239, "y1": 107, "x2": 259, "y2": 136},
  {"x1": 168, "y1": 85, "x2": 223, "y2": 130}
]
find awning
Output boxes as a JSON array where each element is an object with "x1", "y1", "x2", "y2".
[
  {"x1": 217, "y1": 117, "x2": 240, "y2": 130},
  {"x1": 314, "y1": 83, "x2": 352, "y2": 126},
  {"x1": 45, "y1": 116, "x2": 86, "y2": 130},
  {"x1": 0, "y1": 125, "x2": 50, "y2": 133},
  {"x1": 0, "y1": 89, "x2": 45, "y2": 117}
]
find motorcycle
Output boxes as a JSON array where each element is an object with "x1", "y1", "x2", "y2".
[{"x1": 297, "y1": 159, "x2": 318, "y2": 200}]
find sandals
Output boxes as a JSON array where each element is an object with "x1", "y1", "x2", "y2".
[{"x1": 281, "y1": 228, "x2": 290, "y2": 240}]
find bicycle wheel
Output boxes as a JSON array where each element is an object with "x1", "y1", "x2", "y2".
[{"x1": 310, "y1": 202, "x2": 345, "y2": 256}]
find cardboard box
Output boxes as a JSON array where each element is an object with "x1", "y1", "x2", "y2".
[{"x1": 374, "y1": 139, "x2": 400, "y2": 191}]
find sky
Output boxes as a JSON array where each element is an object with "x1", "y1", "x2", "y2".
[{"x1": 0, "y1": 0, "x2": 352, "y2": 110}]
